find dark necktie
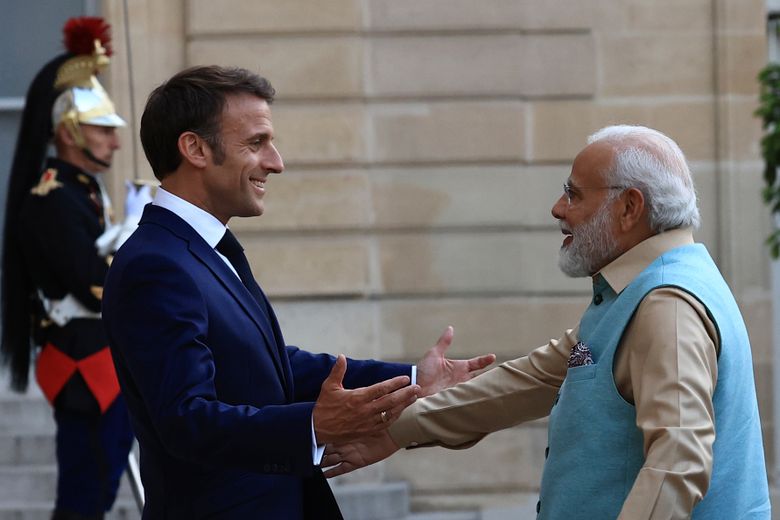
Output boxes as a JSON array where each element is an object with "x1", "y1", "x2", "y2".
[
  {"x1": 216, "y1": 229, "x2": 266, "y2": 308},
  {"x1": 216, "y1": 229, "x2": 287, "y2": 388}
]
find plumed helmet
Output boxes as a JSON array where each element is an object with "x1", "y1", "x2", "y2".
[{"x1": 51, "y1": 17, "x2": 125, "y2": 131}]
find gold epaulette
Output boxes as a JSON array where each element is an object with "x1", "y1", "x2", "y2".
[{"x1": 30, "y1": 169, "x2": 63, "y2": 196}]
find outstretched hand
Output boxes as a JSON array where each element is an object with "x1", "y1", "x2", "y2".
[
  {"x1": 416, "y1": 326, "x2": 496, "y2": 397},
  {"x1": 322, "y1": 429, "x2": 400, "y2": 478},
  {"x1": 313, "y1": 355, "x2": 421, "y2": 445}
]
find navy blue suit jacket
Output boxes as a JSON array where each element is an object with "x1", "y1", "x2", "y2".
[{"x1": 103, "y1": 204, "x2": 411, "y2": 519}]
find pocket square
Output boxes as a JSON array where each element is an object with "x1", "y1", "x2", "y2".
[{"x1": 568, "y1": 341, "x2": 594, "y2": 368}]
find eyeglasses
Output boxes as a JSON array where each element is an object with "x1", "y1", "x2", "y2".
[{"x1": 562, "y1": 182, "x2": 624, "y2": 205}]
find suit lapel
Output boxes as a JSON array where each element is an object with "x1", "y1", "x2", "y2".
[{"x1": 140, "y1": 205, "x2": 289, "y2": 394}]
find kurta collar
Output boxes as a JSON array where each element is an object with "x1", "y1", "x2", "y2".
[{"x1": 598, "y1": 227, "x2": 695, "y2": 294}]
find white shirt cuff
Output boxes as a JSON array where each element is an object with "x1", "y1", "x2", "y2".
[
  {"x1": 411, "y1": 365, "x2": 417, "y2": 385},
  {"x1": 312, "y1": 417, "x2": 325, "y2": 465}
]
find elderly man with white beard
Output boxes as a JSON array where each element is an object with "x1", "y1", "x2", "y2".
[{"x1": 322, "y1": 125, "x2": 771, "y2": 520}]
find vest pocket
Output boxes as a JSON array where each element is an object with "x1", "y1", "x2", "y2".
[{"x1": 565, "y1": 363, "x2": 597, "y2": 382}]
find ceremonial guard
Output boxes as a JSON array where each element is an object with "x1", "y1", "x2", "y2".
[{"x1": 1, "y1": 17, "x2": 149, "y2": 519}]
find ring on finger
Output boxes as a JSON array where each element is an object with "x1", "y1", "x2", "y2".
[{"x1": 380, "y1": 410, "x2": 389, "y2": 423}]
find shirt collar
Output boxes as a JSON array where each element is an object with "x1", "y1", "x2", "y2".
[
  {"x1": 598, "y1": 227, "x2": 695, "y2": 294},
  {"x1": 152, "y1": 188, "x2": 227, "y2": 248}
]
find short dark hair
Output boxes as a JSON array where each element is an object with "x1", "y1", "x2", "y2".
[{"x1": 140, "y1": 65, "x2": 275, "y2": 180}]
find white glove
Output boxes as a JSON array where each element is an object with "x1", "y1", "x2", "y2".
[
  {"x1": 94, "y1": 182, "x2": 154, "y2": 256},
  {"x1": 124, "y1": 181, "x2": 153, "y2": 219}
]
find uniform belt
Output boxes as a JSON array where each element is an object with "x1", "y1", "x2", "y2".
[{"x1": 39, "y1": 292, "x2": 101, "y2": 326}]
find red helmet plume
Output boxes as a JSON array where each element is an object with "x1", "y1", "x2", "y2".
[{"x1": 62, "y1": 16, "x2": 113, "y2": 56}]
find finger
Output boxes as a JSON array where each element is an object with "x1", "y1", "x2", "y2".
[
  {"x1": 321, "y1": 452, "x2": 340, "y2": 468},
  {"x1": 323, "y1": 462, "x2": 356, "y2": 479},
  {"x1": 371, "y1": 384, "x2": 420, "y2": 418},
  {"x1": 322, "y1": 354, "x2": 347, "y2": 390},
  {"x1": 467, "y1": 353, "x2": 496, "y2": 372},
  {"x1": 361, "y1": 374, "x2": 411, "y2": 401},
  {"x1": 431, "y1": 326, "x2": 454, "y2": 356},
  {"x1": 382, "y1": 398, "x2": 417, "y2": 425}
]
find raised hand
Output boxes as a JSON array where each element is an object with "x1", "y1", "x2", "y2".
[
  {"x1": 416, "y1": 326, "x2": 496, "y2": 397},
  {"x1": 313, "y1": 355, "x2": 420, "y2": 444},
  {"x1": 322, "y1": 429, "x2": 400, "y2": 478}
]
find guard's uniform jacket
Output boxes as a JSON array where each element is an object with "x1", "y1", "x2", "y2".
[{"x1": 19, "y1": 157, "x2": 120, "y2": 415}]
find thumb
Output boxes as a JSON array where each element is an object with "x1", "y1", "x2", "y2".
[
  {"x1": 324, "y1": 354, "x2": 347, "y2": 389},
  {"x1": 432, "y1": 326, "x2": 454, "y2": 355}
]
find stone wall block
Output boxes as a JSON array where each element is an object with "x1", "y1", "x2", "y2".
[
  {"x1": 377, "y1": 232, "x2": 584, "y2": 295},
  {"x1": 272, "y1": 105, "x2": 366, "y2": 165},
  {"x1": 385, "y1": 424, "x2": 547, "y2": 490},
  {"x1": 599, "y1": 35, "x2": 713, "y2": 97},
  {"x1": 187, "y1": 37, "x2": 364, "y2": 98},
  {"x1": 371, "y1": 102, "x2": 526, "y2": 163},
  {"x1": 271, "y1": 301, "x2": 380, "y2": 359},
  {"x1": 368, "y1": 33, "x2": 594, "y2": 98},
  {"x1": 530, "y1": 101, "x2": 716, "y2": 163},
  {"x1": 379, "y1": 297, "x2": 589, "y2": 360},
  {"x1": 520, "y1": 34, "x2": 596, "y2": 97},
  {"x1": 717, "y1": 35, "x2": 766, "y2": 96},
  {"x1": 368, "y1": 35, "x2": 522, "y2": 97},
  {"x1": 624, "y1": 0, "x2": 712, "y2": 32},
  {"x1": 738, "y1": 295, "x2": 773, "y2": 366},
  {"x1": 186, "y1": 0, "x2": 362, "y2": 34},
  {"x1": 689, "y1": 164, "x2": 718, "y2": 253},
  {"x1": 229, "y1": 169, "x2": 372, "y2": 231},
  {"x1": 719, "y1": 0, "x2": 766, "y2": 33},
  {"x1": 366, "y1": 0, "x2": 592, "y2": 31},
  {"x1": 370, "y1": 165, "x2": 567, "y2": 229},
  {"x1": 243, "y1": 237, "x2": 371, "y2": 296}
]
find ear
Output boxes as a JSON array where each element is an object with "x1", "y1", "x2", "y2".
[
  {"x1": 177, "y1": 131, "x2": 208, "y2": 169},
  {"x1": 55, "y1": 122, "x2": 77, "y2": 147},
  {"x1": 617, "y1": 187, "x2": 646, "y2": 232}
]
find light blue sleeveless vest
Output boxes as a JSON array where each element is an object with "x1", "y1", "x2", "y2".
[{"x1": 537, "y1": 243, "x2": 770, "y2": 519}]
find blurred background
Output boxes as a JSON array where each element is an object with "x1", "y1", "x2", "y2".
[{"x1": 0, "y1": 0, "x2": 776, "y2": 518}]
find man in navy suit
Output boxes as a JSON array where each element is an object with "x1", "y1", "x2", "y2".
[{"x1": 102, "y1": 65, "x2": 494, "y2": 519}]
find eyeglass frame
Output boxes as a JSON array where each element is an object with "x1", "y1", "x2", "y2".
[{"x1": 562, "y1": 182, "x2": 625, "y2": 205}]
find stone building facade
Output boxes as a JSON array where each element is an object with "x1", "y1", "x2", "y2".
[{"x1": 101, "y1": 0, "x2": 772, "y2": 513}]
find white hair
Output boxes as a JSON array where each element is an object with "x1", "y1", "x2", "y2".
[{"x1": 587, "y1": 125, "x2": 700, "y2": 231}]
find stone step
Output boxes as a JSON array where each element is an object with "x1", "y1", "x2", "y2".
[
  {"x1": 333, "y1": 481, "x2": 410, "y2": 520},
  {"x1": 0, "y1": 465, "x2": 135, "y2": 503},
  {"x1": 0, "y1": 434, "x2": 55, "y2": 466},
  {"x1": 0, "y1": 397, "x2": 54, "y2": 435},
  {"x1": 0, "y1": 500, "x2": 139, "y2": 520},
  {"x1": 0, "y1": 460, "x2": 410, "y2": 520},
  {"x1": 407, "y1": 512, "x2": 480, "y2": 520}
]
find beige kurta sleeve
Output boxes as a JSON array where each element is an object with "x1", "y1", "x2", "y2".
[
  {"x1": 389, "y1": 328, "x2": 577, "y2": 449},
  {"x1": 615, "y1": 288, "x2": 718, "y2": 520}
]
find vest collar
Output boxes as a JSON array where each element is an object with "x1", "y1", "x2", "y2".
[{"x1": 598, "y1": 227, "x2": 695, "y2": 294}]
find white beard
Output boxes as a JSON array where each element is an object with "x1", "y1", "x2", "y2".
[{"x1": 558, "y1": 201, "x2": 619, "y2": 278}]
